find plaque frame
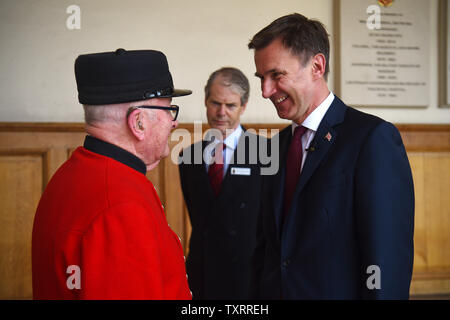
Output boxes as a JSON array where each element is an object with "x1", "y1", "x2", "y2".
[
  {"x1": 439, "y1": 0, "x2": 450, "y2": 108},
  {"x1": 335, "y1": 0, "x2": 430, "y2": 109}
]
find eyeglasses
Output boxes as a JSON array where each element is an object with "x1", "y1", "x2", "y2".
[{"x1": 129, "y1": 105, "x2": 179, "y2": 121}]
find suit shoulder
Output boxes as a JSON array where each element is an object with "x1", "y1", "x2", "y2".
[
  {"x1": 264, "y1": 124, "x2": 291, "y2": 141},
  {"x1": 179, "y1": 140, "x2": 203, "y2": 157},
  {"x1": 240, "y1": 130, "x2": 269, "y2": 142},
  {"x1": 346, "y1": 105, "x2": 384, "y2": 123},
  {"x1": 344, "y1": 105, "x2": 390, "y2": 131},
  {"x1": 342, "y1": 105, "x2": 402, "y2": 145}
]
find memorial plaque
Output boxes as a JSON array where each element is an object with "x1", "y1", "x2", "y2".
[{"x1": 339, "y1": 0, "x2": 430, "y2": 107}]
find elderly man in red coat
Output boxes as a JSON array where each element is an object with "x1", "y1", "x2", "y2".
[{"x1": 32, "y1": 49, "x2": 192, "y2": 299}]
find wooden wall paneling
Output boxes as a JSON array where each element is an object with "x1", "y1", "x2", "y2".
[
  {"x1": 397, "y1": 124, "x2": 450, "y2": 152},
  {"x1": 408, "y1": 153, "x2": 427, "y2": 269},
  {"x1": 0, "y1": 126, "x2": 86, "y2": 299},
  {"x1": 425, "y1": 154, "x2": 450, "y2": 268},
  {"x1": 0, "y1": 123, "x2": 449, "y2": 298},
  {"x1": 162, "y1": 156, "x2": 187, "y2": 246},
  {"x1": 404, "y1": 125, "x2": 450, "y2": 295},
  {"x1": 410, "y1": 279, "x2": 450, "y2": 296},
  {"x1": 0, "y1": 151, "x2": 45, "y2": 299},
  {"x1": 402, "y1": 130, "x2": 450, "y2": 242},
  {"x1": 146, "y1": 168, "x2": 161, "y2": 198}
]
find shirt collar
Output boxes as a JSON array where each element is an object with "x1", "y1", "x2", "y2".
[
  {"x1": 83, "y1": 135, "x2": 147, "y2": 175},
  {"x1": 292, "y1": 91, "x2": 335, "y2": 134},
  {"x1": 224, "y1": 125, "x2": 243, "y2": 150}
]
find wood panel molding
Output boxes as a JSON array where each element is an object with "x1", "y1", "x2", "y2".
[
  {"x1": 0, "y1": 122, "x2": 86, "y2": 132},
  {"x1": 0, "y1": 148, "x2": 50, "y2": 191},
  {"x1": 2, "y1": 122, "x2": 448, "y2": 133}
]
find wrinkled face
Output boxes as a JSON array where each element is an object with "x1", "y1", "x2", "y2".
[
  {"x1": 138, "y1": 98, "x2": 177, "y2": 167},
  {"x1": 254, "y1": 38, "x2": 315, "y2": 124},
  {"x1": 205, "y1": 79, "x2": 246, "y2": 139}
]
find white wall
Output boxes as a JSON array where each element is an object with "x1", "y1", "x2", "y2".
[{"x1": 0, "y1": 0, "x2": 448, "y2": 124}]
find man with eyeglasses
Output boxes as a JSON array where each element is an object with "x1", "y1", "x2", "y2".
[{"x1": 32, "y1": 49, "x2": 192, "y2": 299}]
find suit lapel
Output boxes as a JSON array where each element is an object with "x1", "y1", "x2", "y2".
[
  {"x1": 292, "y1": 121, "x2": 337, "y2": 200},
  {"x1": 215, "y1": 127, "x2": 245, "y2": 200},
  {"x1": 272, "y1": 127, "x2": 292, "y2": 240},
  {"x1": 198, "y1": 140, "x2": 215, "y2": 198},
  {"x1": 221, "y1": 126, "x2": 247, "y2": 187},
  {"x1": 282, "y1": 97, "x2": 347, "y2": 241}
]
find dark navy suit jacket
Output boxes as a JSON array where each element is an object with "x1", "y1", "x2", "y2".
[
  {"x1": 252, "y1": 96, "x2": 415, "y2": 299},
  {"x1": 179, "y1": 129, "x2": 267, "y2": 299}
]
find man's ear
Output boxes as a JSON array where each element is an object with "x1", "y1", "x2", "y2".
[
  {"x1": 127, "y1": 108, "x2": 145, "y2": 141},
  {"x1": 311, "y1": 53, "x2": 326, "y2": 80},
  {"x1": 239, "y1": 102, "x2": 247, "y2": 115}
]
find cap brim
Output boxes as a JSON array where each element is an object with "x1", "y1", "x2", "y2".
[{"x1": 171, "y1": 89, "x2": 192, "y2": 97}]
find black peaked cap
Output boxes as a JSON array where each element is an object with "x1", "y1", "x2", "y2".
[{"x1": 75, "y1": 48, "x2": 192, "y2": 105}]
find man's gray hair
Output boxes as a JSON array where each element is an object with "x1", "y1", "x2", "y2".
[
  {"x1": 83, "y1": 103, "x2": 129, "y2": 125},
  {"x1": 204, "y1": 67, "x2": 250, "y2": 105}
]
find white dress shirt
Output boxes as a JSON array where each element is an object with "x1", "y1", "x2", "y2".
[
  {"x1": 204, "y1": 125, "x2": 244, "y2": 176},
  {"x1": 291, "y1": 91, "x2": 335, "y2": 171}
]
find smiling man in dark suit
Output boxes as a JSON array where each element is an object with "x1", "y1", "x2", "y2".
[
  {"x1": 248, "y1": 13, "x2": 415, "y2": 299},
  {"x1": 179, "y1": 67, "x2": 267, "y2": 299}
]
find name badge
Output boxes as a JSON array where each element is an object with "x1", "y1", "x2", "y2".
[{"x1": 230, "y1": 167, "x2": 251, "y2": 176}]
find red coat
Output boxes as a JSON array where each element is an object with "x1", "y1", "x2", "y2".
[{"x1": 32, "y1": 144, "x2": 191, "y2": 299}]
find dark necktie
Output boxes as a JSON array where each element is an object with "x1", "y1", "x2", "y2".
[
  {"x1": 282, "y1": 126, "x2": 307, "y2": 225},
  {"x1": 208, "y1": 143, "x2": 226, "y2": 196}
]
